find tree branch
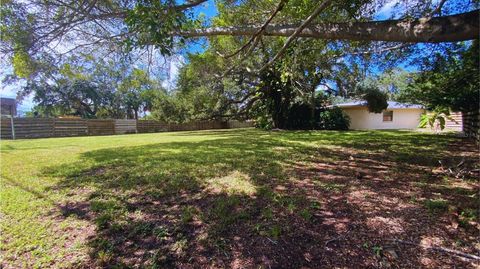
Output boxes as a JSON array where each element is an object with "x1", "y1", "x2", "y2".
[
  {"x1": 221, "y1": 0, "x2": 288, "y2": 59},
  {"x1": 258, "y1": 0, "x2": 332, "y2": 72},
  {"x1": 431, "y1": 0, "x2": 448, "y2": 16},
  {"x1": 173, "y1": 0, "x2": 209, "y2": 11},
  {"x1": 390, "y1": 239, "x2": 480, "y2": 261},
  {"x1": 175, "y1": 10, "x2": 479, "y2": 43}
]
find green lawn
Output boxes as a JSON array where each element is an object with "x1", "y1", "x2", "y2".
[{"x1": 1, "y1": 129, "x2": 478, "y2": 268}]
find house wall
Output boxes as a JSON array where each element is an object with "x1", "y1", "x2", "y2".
[
  {"x1": 341, "y1": 107, "x2": 424, "y2": 130},
  {"x1": 0, "y1": 98, "x2": 16, "y2": 116}
]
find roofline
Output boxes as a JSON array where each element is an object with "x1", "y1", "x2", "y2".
[
  {"x1": 329, "y1": 102, "x2": 424, "y2": 110},
  {"x1": 333, "y1": 106, "x2": 424, "y2": 110}
]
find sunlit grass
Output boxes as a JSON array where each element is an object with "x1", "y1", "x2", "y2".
[{"x1": 207, "y1": 171, "x2": 257, "y2": 195}]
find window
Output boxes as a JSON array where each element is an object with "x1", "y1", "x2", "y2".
[{"x1": 383, "y1": 111, "x2": 393, "y2": 122}]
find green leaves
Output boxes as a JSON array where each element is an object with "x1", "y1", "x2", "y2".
[
  {"x1": 12, "y1": 49, "x2": 35, "y2": 78},
  {"x1": 398, "y1": 40, "x2": 479, "y2": 113},
  {"x1": 357, "y1": 84, "x2": 388, "y2": 114},
  {"x1": 124, "y1": 0, "x2": 192, "y2": 55},
  {"x1": 418, "y1": 107, "x2": 452, "y2": 131}
]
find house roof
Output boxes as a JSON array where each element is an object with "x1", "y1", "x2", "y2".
[
  {"x1": 332, "y1": 100, "x2": 423, "y2": 109},
  {"x1": 0, "y1": 97, "x2": 16, "y2": 106}
]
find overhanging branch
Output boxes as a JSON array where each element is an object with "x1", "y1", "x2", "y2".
[
  {"x1": 175, "y1": 10, "x2": 479, "y2": 43},
  {"x1": 258, "y1": 0, "x2": 332, "y2": 72}
]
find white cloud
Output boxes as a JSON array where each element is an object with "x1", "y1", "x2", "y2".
[
  {"x1": 375, "y1": 0, "x2": 402, "y2": 19},
  {"x1": 376, "y1": 0, "x2": 442, "y2": 19}
]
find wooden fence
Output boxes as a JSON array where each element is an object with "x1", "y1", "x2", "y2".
[
  {"x1": 445, "y1": 112, "x2": 463, "y2": 131},
  {"x1": 462, "y1": 110, "x2": 480, "y2": 142},
  {"x1": 0, "y1": 118, "x2": 253, "y2": 140}
]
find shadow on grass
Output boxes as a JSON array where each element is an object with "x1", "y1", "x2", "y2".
[{"x1": 42, "y1": 129, "x2": 478, "y2": 268}]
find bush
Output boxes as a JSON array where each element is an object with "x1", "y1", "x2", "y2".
[
  {"x1": 286, "y1": 103, "x2": 315, "y2": 130},
  {"x1": 255, "y1": 115, "x2": 274, "y2": 130},
  {"x1": 363, "y1": 88, "x2": 388, "y2": 113},
  {"x1": 317, "y1": 107, "x2": 350, "y2": 130},
  {"x1": 355, "y1": 82, "x2": 388, "y2": 113},
  {"x1": 254, "y1": 101, "x2": 350, "y2": 131}
]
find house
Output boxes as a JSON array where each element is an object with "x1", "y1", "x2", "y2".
[
  {"x1": 0, "y1": 98, "x2": 17, "y2": 116},
  {"x1": 333, "y1": 101, "x2": 424, "y2": 130}
]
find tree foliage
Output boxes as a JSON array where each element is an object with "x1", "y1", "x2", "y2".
[
  {"x1": 1, "y1": 0, "x2": 478, "y2": 127},
  {"x1": 25, "y1": 55, "x2": 165, "y2": 119},
  {"x1": 398, "y1": 40, "x2": 479, "y2": 112},
  {"x1": 359, "y1": 84, "x2": 389, "y2": 113},
  {"x1": 418, "y1": 107, "x2": 453, "y2": 131}
]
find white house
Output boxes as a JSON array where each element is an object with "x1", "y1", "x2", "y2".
[{"x1": 333, "y1": 101, "x2": 424, "y2": 130}]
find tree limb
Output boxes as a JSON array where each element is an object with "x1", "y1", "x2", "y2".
[
  {"x1": 175, "y1": 10, "x2": 479, "y2": 43},
  {"x1": 173, "y1": 0, "x2": 209, "y2": 10},
  {"x1": 430, "y1": 0, "x2": 448, "y2": 16},
  {"x1": 221, "y1": 0, "x2": 288, "y2": 59},
  {"x1": 258, "y1": 0, "x2": 332, "y2": 72}
]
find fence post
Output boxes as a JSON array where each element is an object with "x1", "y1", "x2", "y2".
[
  {"x1": 52, "y1": 118, "x2": 56, "y2": 137},
  {"x1": 10, "y1": 116, "x2": 15, "y2": 140}
]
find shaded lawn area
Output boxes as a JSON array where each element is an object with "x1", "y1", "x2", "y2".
[{"x1": 1, "y1": 129, "x2": 478, "y2": 268}]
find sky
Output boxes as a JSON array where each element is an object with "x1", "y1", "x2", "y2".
[{"x1": 0, "y1": 0, "x2": 462, "y2": 113}]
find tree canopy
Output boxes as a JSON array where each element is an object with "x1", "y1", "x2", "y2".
[
  {"x1": 1, "y1": 0, "x2": 478, "y2": 126},
  {"x1": 397, "y1": 39, "x2": 479, "y2": 112}
]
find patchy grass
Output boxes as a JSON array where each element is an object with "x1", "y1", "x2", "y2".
[
  {"x1": 207, "y1": 171, "x2": 257, "y2": 195},
  {"x1": 424, "y1": 199, "x2": 450, "y2": 213},
  {"x1": 1, "y1": 129, "x2": 478, "y2": 268}
]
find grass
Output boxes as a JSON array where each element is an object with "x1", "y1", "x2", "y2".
[
  {"x1": 1, "y1": 128, "x2": 478, "y2": 268},
  {"x1": 424, "y1": 198, "x2": 450, "y2": 213}
]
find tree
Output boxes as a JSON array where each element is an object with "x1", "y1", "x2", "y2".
[
  {"x1": 360, "y1": 85, "x2": 389, "y2": 113},
  {"x1": 2, "y1": 2, "x2": 478, "y2": 51},
  {"x1": 118, "y1": 69, "x2": 158, "y2": 119},
  {"x1": 1, "y1": 1, "x2": 478, "y2": 71},
  {"x1": 397, "y1": 40, "x2": 479, "y2": 113},
  {"x1": 21, "y1": 55, "x2": 166, "y2": 119},
  {"x1": 176, "y1": 10, "x2": 478, "y2": 43},
  {"x1": 375, "y1": 69, "x2": 414, "y2": 100},
  {"x1": 2, "y1": 0, "x2": 478, "y2": 127},
  {"x1": 28, "y1": 79, "x2": 103, "y2": 118}
]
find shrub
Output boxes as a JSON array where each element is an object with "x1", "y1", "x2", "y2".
[
  {"x1": 255, "y1": 115, "x2": 274, "y2": 130},
  {"x1": 363, "y1": 88, "x2": 388, "y2": 113},
  {"x1": 418, "y1": 107, "x2": 453, "y2": 131},
  {"x1": 357, "y1": 83, "x2": 388, "y2": 113},
  {"x1": 317, "y1": 107, "x2": 350, "y2": 130},
  {"x1": 286, "y1": 103, "x2": 315, "y2": 129},
  {"x1": 254, "y1": 103, "x2": 350, "y2": 130}
]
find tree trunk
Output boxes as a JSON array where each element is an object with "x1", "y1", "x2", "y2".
[{"x1": 175, "y1": 10, "x2": 479, "y2": 43}]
